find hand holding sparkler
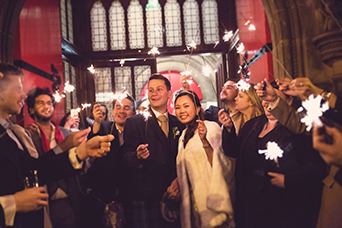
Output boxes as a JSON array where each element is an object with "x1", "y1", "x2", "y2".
[
  {"x1": 197, "y1": 120, "x2": 208, "y2": 140},
  {"x1": 180, "y1": 73, "x2": 191, "y2": 91},
  {"x1": 76, "y1": 134, "x2": 114, "y2": 159},
  {"x1": 25, "y1": 123, "x2": 39, "y2": 136},
  {"x1": 313, "y1": 125, "x2": 342, "y2": 166},
  {"x1": 92, "y1": 104, "x2": 105, "y2": 134},
  {"x1": 290, "y1": 78, "x2": 324, "y2": 101},
  {"x1": 137, "y1": 144, "x2": 150, "y2": 160},
  {"x1": 14, "y1": 187, "x2": 49, "y2": 213},
  {"x1": 268, "y1": 172, "x2": 285, "y2": 188},
  {"x1": 255, "y1": 78, "x2": 278, "y2": 103},
  {"x1": 258, "y1": 141, "x2": 284, "y2": 167},
  {"x1": 218, "y1": 109, "x2": 233, "y2": 132},
  {"x1": 58, "y1": 127, "x2": 91, "y2": 152}
]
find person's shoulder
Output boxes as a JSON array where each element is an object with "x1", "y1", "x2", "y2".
[
  {"x1": 205, "y1": 105, "x2": 220, "y2": 113},
  {"x1": 204, "y1": 120, "x2": 220, "y2": 129}
]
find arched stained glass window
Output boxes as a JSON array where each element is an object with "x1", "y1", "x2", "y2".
[
  {"x1": 128, "y1": 0, "x2": 145, "y2": 49},
  {"x1": 202, "y1": 0, "x2": 219, "y2": 44},
  {"x1": 114, "y1": 67, "x2": 132, "y2": 95},
  {"x1": 60, "y1": 0, "x2": 67, "y2": 38},
  {"x1": 134, "y1": 65, "x2": 151, "y2": 98},
  {"x1": 94, "y1": 68, "x2": 112, "y2": 102},
  {"x1": 109, "y1": 1, "x2": 126, "y2": 50},
  {"x1": 164, "y1": 0, "x2": 182, "y2": 47},
  {"x1": 146, "y1": 0, "x2": 163, "y2": 47},
  {"x1": 91, "y1": 1, "x2": 108, "y2": 51},
  {"x1": 183, "y1": 0, "x2": 201, "y2": 45},
  {"x1": 67, "y1": 0, "x2": 74, "y2": 44}
]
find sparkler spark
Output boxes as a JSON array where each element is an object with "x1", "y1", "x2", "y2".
[
  {"x1": 120, "y1": 59, "x2": 125, "y2": 66},
  {"x1": 81, "y1": 103, "x2": 91, "y2": 110},
  {"x1": 202, "y1": 65, "x2": 211, "y2": 77},
  {"x1": 223, "y1": 30, "x2": 233, "y2": 42},
  {"x1": 180, "y1": 70, "x2": 192, "y2": 76},
  {"x1": 298, "y1": 95, "x2": 329, "y2": 131},
  {"x1": 53, "y1": 92, "x2": 64, "y2": 103},
  {"x1": 248, "y1": 24, "x2": 256, "y2": 31},
  {"x1": 259, "y1": 141, "x2": 284, "y2": 167},
  {"x1": 64, "y1": 81, "x2": 75, "y2": 93},
  {"x1": 148, "y1": 47, "x2": 160, "y2": 56},
  {"x1": 213, "y1": 41, "x2": 219, "y2": 48},
  {"x1": 141, "y1": 109, "x2": 151, "y2": 122},
  {"x1": 236, "y1": 43, "x2": 245, "y2": 54},
  {"x1": 87, "y1": 64, "x2": 95, "y2": 74},
  {"x1": 235, "y1": 79, "x2": 250, "y2": 91},
  {"x1": 75, "y1": 108, "x2": 81, "y2": 113},
  {"x1": 187, "y1": 40, "x2": 197, "y2": 51}
]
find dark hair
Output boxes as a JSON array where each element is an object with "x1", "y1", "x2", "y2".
[
  {"x1": 26, "y1": 87, "x2": 55, "y2": 119},
  {"x1": 113, "y1": 94, "x2": 136, "y2": 112},
  {"x1": 174, "y1": 90, "x2": 204, "y2": 148},
  {"x1": 0, "y1": 63, "x2": 23, "y2": 90},
  {"x1": 148, "y1": 73, "x2": 171, "y2": 90},
  {"x1": 89, "y1": 102, "x2": 108, "y2": 121},
  {"x1": 137, "y1": 97, "x2": 148, "y2": 109}
]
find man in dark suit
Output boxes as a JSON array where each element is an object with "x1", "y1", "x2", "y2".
[
  {"x1": 180, "y1": 75, "x2": 239, "y2": 126},
  {"x1": 0, "y1": 63, "x2": 113, "y2": 228},
  {"x1": 82, "y1": 95, "x2": 136, "y2": 228},
  {"x1": 123, "y1": 74, "x2": 185, "y2": 227},
  {"x1": 25, "y1": 87, "x2": 84, "y2": 228}
]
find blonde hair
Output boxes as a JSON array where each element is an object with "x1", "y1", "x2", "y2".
[{"x1": 238, "y1": 85, "x2": 264, "y2": 130}]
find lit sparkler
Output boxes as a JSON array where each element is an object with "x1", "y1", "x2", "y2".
[
  {"x1": 236, "y1": 43, "x2": 245, "y2": 54},
  {"x1": 53, "y1": 92, "x2": 64, "y2": 103},
  {"x1": 223, "y1": 30, "x2": 234, "y2": 42},
  {"x1": 187, "y1": 40, "x2": 197, "y2": 51},
  {"x1": 235, "y1": 79, "x2": 250, "y2": 91},
  {"x1": 248, "y1": 24, "x2": 256, "y2": 31},
  {"x1": 120, "y1": 59, "x2": 125, "y2": 66},
  {"x1": 81, "y1": 103, "x2": 91, "y2": 110},
  {"x1": 87, "y1": 64, "x2": 95, "y2": 74},
  {"x1": 141, "y1": 109, "x2": 152, "y2": 122},
  {"x1": 213, "y1": 41, "x2": 219, "y2": 48},
  {"x1": 202, "y1": 65, "x2": 211, "y2": 77},
  {"x1": 64, "y1": 81, "x2": 75, "y2": 93},
  {"x1": 258, "y1": 141, "x2": 284, "y2": 167},
  {"x1": 148, "y1": 46, "x2": 160, "y2": 56},
  {"x1": 298, "y1": 94, "x2": 329, "y2": 131}
]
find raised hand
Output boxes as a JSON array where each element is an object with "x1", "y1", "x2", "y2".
[
  {"x1": 290, "y1": 78, "x2": 323, "y2": 101},
  {"x1": 180, "y1": 74, "x2": 190, "y2": 91},
  {"x1": 58, "y1": 127, "x2": 91, "y2": 152},
  {"x1": 93, "y1": 104, "x2": 105, "y2": 123},
  {"x1": 76, "y1": 134, "x2": 114, "y2": 160},
  {"x1": 254, "y1": 78, "x2": 278, "y2": 102},
  {"x1": 218, "y1": 109, "x2": 233, "y2": 131},
  {"x1": 197, "y1": 120, "x2": 207, "y2": 140},
  {"x1": 137, "y1": 144, "x2": 150, "y2": 159},
  {"x1": 24, "y1": 123, "x2": 39, "y2": 136}
]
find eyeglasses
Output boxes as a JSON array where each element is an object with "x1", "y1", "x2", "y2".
[{"x1": 36, "y1": 101, "x2": 53, "y2": 106}]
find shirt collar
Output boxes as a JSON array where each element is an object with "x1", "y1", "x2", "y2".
[
  {"x1": 151, "y1": 108, "x2": 168, "y2": 120},
  {"x1": 0, "y1": 118, "x2": 13, "y2": 130}
]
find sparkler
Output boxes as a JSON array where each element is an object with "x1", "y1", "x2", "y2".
[
  {"x1": 64, "y1": 81, "x2": 75, "y2": 93},
  {"x1": 298, "y1": 94, "x2": 329, "y2": 131},
  {"x1": 248, "y1": 24, "x2": 256, "y2": 31},
  {"x1": 258, "y1": 141, "x2": 284, "y2": 167},
  {"x1": 81, "y1": 103, "x2": 91, "y2": 110},
  {"x1": 223, "y1": 30, "x2": 234, "y2": 42},
  {"x1": 236, "y1": 43, "x2": 245, "y2": 54},
  {"x1": 186, "y1": 40, "x2": 197, "y2": 51},
  {"x1": 120, "y1": 59, "x2": 125, "y2": 66},
  {"x1": 87, "y1": 64, "x2": 95, "y2": 74},
  {"x1": 213, "y1": 41, "x2": 219, "y2": 48},
  {"x1": 235, "y1": 79, "x2": 250, "y2": 92},
  {"x1": 141, "y1": 109, "x2": 152, "y2": 143},
  {"x1": 53, "y1": 92, "x2": 64, "y2": 103},
  {"x1": 148, "y1": 46, "x2": 160, "y2": 56}
]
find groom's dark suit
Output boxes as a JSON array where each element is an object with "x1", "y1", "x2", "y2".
[{"x1": 122, "y1": 109, "x2": 184, "y2": 226}]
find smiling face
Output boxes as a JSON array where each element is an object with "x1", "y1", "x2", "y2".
[
  {"x1": 235, "y1": 91, "x2": 253, "y2": 112},
  {"x1": 148, "y1": 79, "x2": 172, "y2": 113},
  {"x1": 220, "y1": 80, "x2": 238, "y2": 102},
  {"x1": 175, "y1": 95, "x2": 200, "y2": 125},
  {"x1": 30, "y1": 94, "x2": 54, "y2": 122},
  {"x1": 0, "y1": 75, "x2": 27, "y2": 119},
  {"x1": 112, "y1": 97, "x2": 134, "y2": 127}
]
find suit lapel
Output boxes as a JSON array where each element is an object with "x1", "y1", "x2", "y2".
[{"x1": 0, "y1": 125, "x2": 22, "y2": 172}]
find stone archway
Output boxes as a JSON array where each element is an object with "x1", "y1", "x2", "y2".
[{"x1": 261, "y1": 0, "x2": 342, "y2": 94}]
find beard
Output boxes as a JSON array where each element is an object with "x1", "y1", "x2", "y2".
[{"x1": 34, "y1": 111, "x2": 53, "y2": 122}]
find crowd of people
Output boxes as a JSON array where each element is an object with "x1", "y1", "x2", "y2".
[{"x1": 0, "y1": 62, "x2": 341, "y2": 228}]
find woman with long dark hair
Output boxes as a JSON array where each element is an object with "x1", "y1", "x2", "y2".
[{"x1": 168, "y1": 91, "x2": 235, "y2": 228}]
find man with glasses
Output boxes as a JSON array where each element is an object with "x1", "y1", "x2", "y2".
[{"x1": 26, "y1": 88, "x2": 82, "y2": 228}]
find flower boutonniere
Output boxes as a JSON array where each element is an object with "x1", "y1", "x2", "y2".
[{"x1": 172, "y1": 127, "x2": 180, "y2": 139}]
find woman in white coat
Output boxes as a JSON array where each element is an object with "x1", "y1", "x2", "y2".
[{"x1": 168, "y1": 91, "x2": 235, "y2": 228}]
